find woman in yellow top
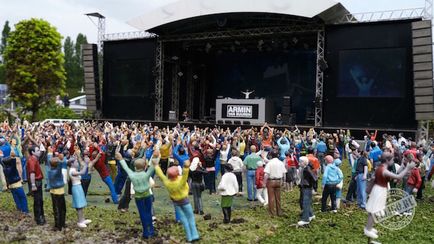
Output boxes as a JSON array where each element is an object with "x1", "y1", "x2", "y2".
[
  {"x1": 154, "y1": 158, "x2": 200, "y2": 242},
  {"x1": 158, "y1": 134, "x2": 172, "y2": 175}
]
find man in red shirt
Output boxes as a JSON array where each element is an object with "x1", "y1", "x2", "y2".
[
  {"x1": 306, "y1": 147, "x2": 320, "y2": 193},
  {"x1": 89, "y1": 144, "x2": 118, "y2": 204},
  {"x1": 27, "y1": 146, "x2": 45, "y2": 225}
]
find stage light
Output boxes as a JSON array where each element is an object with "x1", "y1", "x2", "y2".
[
  {"x1": 234, "y1": 40, "x2": 241, "y2": 45},
  {"x1": 171, "y1": 56, "x2": 179, "y2": 60},
  {"x1": 257, "y1": 40, "x2": 264, "y2": 51},
  {"x1": 193, "y1": 75, "x2": 199, "y2": 79},
  {"x1": 178, "y1": 72, "x2": 184, "y2": 77},
  {"x1": 205, "y1": 43, "x2": 212, "y2": 53},
  {"x1": 292, "y1": 37, "x2": 298, "y2": 44}
]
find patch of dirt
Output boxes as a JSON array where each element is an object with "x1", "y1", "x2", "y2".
[
  {"x1": 231, "y1": 218, "x2": 246, "y2": 224},
  {"x1": 203, "y1": 213, "x2": 212, "y2": 220}
]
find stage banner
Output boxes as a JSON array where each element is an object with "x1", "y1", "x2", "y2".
[{"x1": 222, "y1": 104, "x2": 259, "y2": 119}]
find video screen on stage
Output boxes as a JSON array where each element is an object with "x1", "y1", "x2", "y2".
[
  {"x1": 212, "y1": 50, "x2": 316, "y2": 122},
  {"x1": 337, "y1": 48, "x2": 408, "y2": 98}
]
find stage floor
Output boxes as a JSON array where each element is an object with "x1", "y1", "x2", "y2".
[{"x1": 91, "y1": 119, "x2": 417, "y2": 139}]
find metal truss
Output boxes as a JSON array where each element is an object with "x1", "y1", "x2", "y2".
[
  {"x1": 154, "y1": 41, "x2": 164, "y2": 121},
  {"x1": 97, "y1": 17, "x2": 106, "y2": 53},
  {"x1": 417, "y1": 120, "x2": 430, "y2": 142},
  {"x1": 337, "y1": 8, "x2": 425, "y2": 24},
  {"x1": 171, "y1": 64, "x2": 180, "y2": 119},
  {"x1": 86, "y1": 13, "x2": 106, "y2": 53},
  {"x1": 314, "y1": 29, "x2": 325, "y2": 127},
  {"x1": 102, "y1": 31, "x2": 157, "y2": 41},
  {"x1": 160, "y1": 24, "x2": 322, "y2": 42},
  {"x1": 425, "y1": 0, "x2": 433, "y2": 19}
]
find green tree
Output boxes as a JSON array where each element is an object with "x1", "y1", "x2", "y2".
[
  {"x1": 64, "y1": 33, "x2": 87, "y2": 97},
  {"x1": 4, "y1": 18, "x2": 66, "y2": 121},
  {"x1": 36, "y1": 103, "x2": 78, "y2": 120},
  {"x1": 0, "y1": 20, "x2": 11, "y2": 56},
  {"x1": 0, "y1": 21, "x2": 11, "y2": 84},
  {"x1": 75, "y1": 33, "x2": 87, "y2": 66},
  {"x1": 64, "y1": 36, "x2": 75, "y2": 89}
]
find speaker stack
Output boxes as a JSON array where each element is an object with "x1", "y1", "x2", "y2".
[{"x1": 281, "y1": 96, "x2": 294, "y2": 125}]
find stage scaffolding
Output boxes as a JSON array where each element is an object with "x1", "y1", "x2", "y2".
[
  {"x1": 154, "y1": 23, "x2": 323, "y2": 122},
  {"x1": 314, "y1": 30, "x2": 325, "y2": 127},
  {"x1": 102, "y1": 1, "x2": 432, "y2": 133}
]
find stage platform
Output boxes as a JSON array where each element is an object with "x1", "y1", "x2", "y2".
[{"x1": 89, "y1": 119, "x2": 417, "y2": 139}]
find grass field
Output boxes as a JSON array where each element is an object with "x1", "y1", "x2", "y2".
[{"x1": 1, "y1": 160, "x2": 434, "y2": 243}]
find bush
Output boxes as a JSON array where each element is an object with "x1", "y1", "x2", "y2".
[{"x1": 34, "y1": 104, "x2": 78, "y2": 121}]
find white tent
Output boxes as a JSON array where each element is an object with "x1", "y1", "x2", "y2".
[{"x1": 128, "y1": 0, "x2": 350, "y2": 32}]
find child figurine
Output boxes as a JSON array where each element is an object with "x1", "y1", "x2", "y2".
[
  {"x1": 255, "y1": 160, "x2": 268, "y2": 207},
  {"x1": 71, "y1": 148, "x2": 92, "y2": 228},
  {"x1": 334, "y1": 158, "x2": 343, "y2": 209},
  {"x1": 115, "y1": 151, "x2": 157, "y2": 239},
  {"x1": 47, "y1": 156, "x2": 66, "y2": 231},
  {"x1": 217, "y1": 164, "x2": 239, "y2": 224},
  {"x1": 154, "y1": 158, "x2": 200, "y2": 242},
  {"x1": 0, "y1": 155, "x2": 28, "y2": 213}
]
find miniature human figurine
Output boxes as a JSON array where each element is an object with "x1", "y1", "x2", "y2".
[
  {"x1": 27, "y1": 146, "x2": 45, "y2": 225},
  {"x1": 71, "y1": 148, "x2": 92, "y2": 228},
  {"x1": 0, "y1": 154, "x2": 28, "y2": 213},
  {"x1": 217, "y1": 164, "x2": 238, "y2": 224},
  {"x1": 115, "y1": 151, "x2": 157, "y2": 239},
  {"x1": 47, "y1": 155, "x2": 66, "y2": 231},
  {"x1": 154, "y1": 158, "x2": 200, "y2": 242},
  {"x1": 89, "y1": 144, "x2": 118, "y2": 204},
  {"x1": 364, "y1": 152, "x2": 415, "y2": 239}
]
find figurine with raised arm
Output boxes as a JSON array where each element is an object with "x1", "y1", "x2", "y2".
[{"x1": 241, "y1": 90, "x2": 255, "y2": 99}]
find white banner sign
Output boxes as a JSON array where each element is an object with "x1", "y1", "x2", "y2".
[{"x1": 226, "y1": 105, "x2": 253, "y2": 118}]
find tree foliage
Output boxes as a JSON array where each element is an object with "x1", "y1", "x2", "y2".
[
  {"x1": 4, "y1": 18, "x2": 66, "y2": 121},
  {"x1": 63, "y1": 33, "x2": 87, "y2": 96},
  {"x1": 35, "y1": 103, "x2": 78, "y2": 120},
  {"x1": 0, "y1": 20, "x2": 10, "y2": 57},
  {"x1": 0, "y1": 21, "x2": 11, "y2": 84}
]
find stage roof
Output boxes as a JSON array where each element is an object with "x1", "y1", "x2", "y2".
[{"x1": 127, "y1": 0, "x2": 350, "y2": 33}]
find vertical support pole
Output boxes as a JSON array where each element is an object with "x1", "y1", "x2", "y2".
[
  {"x1": 315, "y1": 29, "x2": 325, "y2": 127},
  {"x1": 154, "y1": 41, "x2": 164, "y2": 121},
  {"x1": 424, "y1": 0, "x2": 433, "y2": 20},
  {"x1": 171, "y1": 63, "x2": 180, "y2": 119}
]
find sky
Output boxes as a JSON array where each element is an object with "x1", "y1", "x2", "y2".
[{"x1": 0, "y1": 0, "x2": 427, "y2": 43}]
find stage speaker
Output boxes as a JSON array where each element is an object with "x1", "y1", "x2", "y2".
[
  {"x1": 82, "y1": 44, "x2": 101, "y2": 112},
  {"x1": 168, "y1": 111, "x2": 177, "y2": 121},
  {"x1": 282, "y1": 96, "x2": 292, "y2": 125}
]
